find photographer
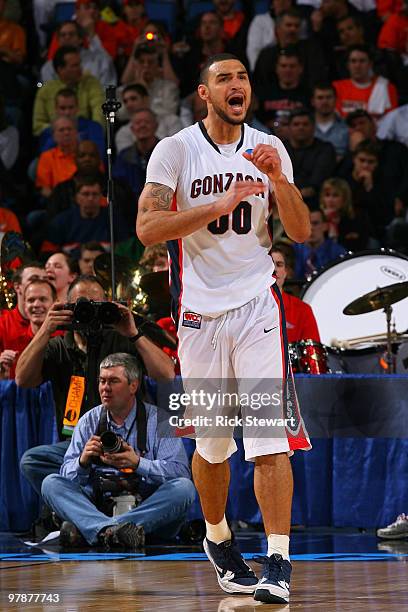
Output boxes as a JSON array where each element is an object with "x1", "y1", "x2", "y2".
[
  {"x1": 41, "y1": 353, "x2": 195, "y2": 549},
  {"x1": 17, "y1": 275, "x2": 174, "y2": 500}
]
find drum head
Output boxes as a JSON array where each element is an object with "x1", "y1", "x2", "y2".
[{"x1": 301, "y1": 250, "x2": 408, "y2": 346}]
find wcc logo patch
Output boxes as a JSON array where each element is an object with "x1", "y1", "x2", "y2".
[{"x1": 182, "y1": 311, "x2": 202, "y2": 329}]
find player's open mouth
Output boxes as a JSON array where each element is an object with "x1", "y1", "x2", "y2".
[{"x1": 227, "y1": 95, "x2": 244, "y2": 114}]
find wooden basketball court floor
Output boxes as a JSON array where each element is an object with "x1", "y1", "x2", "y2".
[{"x1": 1, "y1": 530, "x2": 407, "y2": 611}]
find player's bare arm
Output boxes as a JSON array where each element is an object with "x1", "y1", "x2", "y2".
[
  {"x1": 137, "y1": 180, "x2": 267, "y2": 246},
  {"x1": 243, "y1": 144, "x2": 311, "y2": 243}
]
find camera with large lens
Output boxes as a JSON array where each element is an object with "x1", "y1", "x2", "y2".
[
  {"x1": 100, "y1": 430, "x2": 123, "y2": 454},
  {"x1": 63, "y1": 297, "x2": 122, "y2": 332}
]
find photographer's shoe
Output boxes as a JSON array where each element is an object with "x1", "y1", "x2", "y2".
[
  {"x1": 203, "y1": 536, "x2": 258, "y2": 594},
  {"x1": 253, "y1": 553, "x2": 292, "y2": 604},
  {"x1": 99, "y1": 522, "x2": 145, "y2": 550},
  {"x1": 59, "y1": 521, "x2": 88, "y2": 548}
]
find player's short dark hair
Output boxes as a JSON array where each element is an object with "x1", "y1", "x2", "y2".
[
  {"x1": 67, "y1": 275, "x2": 105, "y2": 302},
  {"x1": 53, "y1": 45, "x2": 80, "y2": 73},
  {"x1": 122, "y1": 83, "x2": 149, "y2": 98},
  {"x1": 199, "y1": 53, "x2": 242, "y2": 85}
]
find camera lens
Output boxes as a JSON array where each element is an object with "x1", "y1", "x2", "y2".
[
  {"x1": 98, "y1": 302, "x2": 121, "y2": 325},
  {"x1": 101, "y1": 431, "x2": 122, "y2": 454},
  {"x1": 73, "y1": 298, "x2": 95, "y2": 324}
]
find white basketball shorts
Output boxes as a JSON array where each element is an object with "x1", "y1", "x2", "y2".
[{"x1": 177, "y1": 285, "x2": 311, "y2": 463}]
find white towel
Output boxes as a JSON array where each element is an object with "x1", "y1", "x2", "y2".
[{"x1": 367, "y1": 76, "x2": 392, "y2": 116}]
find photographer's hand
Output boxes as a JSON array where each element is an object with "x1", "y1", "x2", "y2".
[
  {"x1": 79, "y1": 435, "x2": 103, "y2": 468},
  {"x1": 43, "y1": 302, "x2": 74, "y2": 335},
  {"x1": 113, "y1": 303, "x2": 138, "y2": 338},
  {"x1": 101, "y1": 441, "x2": 140, "y2": 470}
]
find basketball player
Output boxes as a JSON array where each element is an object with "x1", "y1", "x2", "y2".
[{"x1": 137, "y1": 54, "x2": 311, "y2": 604}]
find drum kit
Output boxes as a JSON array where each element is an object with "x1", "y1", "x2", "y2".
[{"x1": 290, "y1": 250, "x2": 408, "y2": 375}]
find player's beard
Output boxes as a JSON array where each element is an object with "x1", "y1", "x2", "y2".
[{"x1": 212, "y1": 100, "x2": 247, "y2": 125}]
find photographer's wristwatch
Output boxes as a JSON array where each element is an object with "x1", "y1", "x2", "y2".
[{"x1": 129, "y1": 330, "x2": 144, "y2": 343}]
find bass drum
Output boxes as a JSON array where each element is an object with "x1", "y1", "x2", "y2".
[{"x1": 301, "y1": 250, "x2": 408, "y2": 348}]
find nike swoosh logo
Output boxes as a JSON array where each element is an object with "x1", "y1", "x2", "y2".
[{"x1": 264, "y1": 326, "x2": 278, "y2": 333}]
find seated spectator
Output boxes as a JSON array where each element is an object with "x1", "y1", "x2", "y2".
[
  {"x1": 271, "y1": 246, "x2": 321, "y2": 342},
  {"x1": 33, "y1": 0, "x2": 74, "y2": 48},
  {"x1": 0, "y1": 262, "x2": 48, "y2": 371},
  {"x1": 41, "y1": 20, "x2": 116, "y2": 86},
  {"x1": 114, "y1": 0, "x2": 148, "y2": 60},
  {"x1": 41, "y1": 175, "x2": 130, "y2": 257},
  {"x1": 378, "y1": 1, "x2": 408, "y2": 56},
  {"x1": 333, "y1": 45, "x2": 398, "y2": 120},
  {"x1": 310, "y1": 0, "x2": 362, "y2": 52},
  {"x1": 45, "y1": 252, "x2": 78, "y2": 302},
  {"x1": 172, "y1": 11, "x2": 235, "y2": 98},
  {"x1": 319, "y1": 177, "x2": 376, "y2": 250},
  {"x1": 311, "y1": 82, "x2": 349, "y2": 159},
  {"x1": 33, "y1": 45, "x2": 104, "y2": 136},
  {"x1": 377, "y1": 103, "x2": 408, "y2": 146},
  {"x1": 78, "y1": 241, "x2": 105, "y2": 275},
  {"x1": 116, "y1": 84, "x2": 182, "y2": 152},
  {"x1": 338, "y1": 108, "x2": 408, "y2": 217},
  {"x1": 255, "y1": 48, "x2": 310, "y2": 131},
  {"x1": 247, "y1": 0, "x2": 309, "y2": 73},
  {"x1": 48, "y1": 142, "x2": 135, "y2": 226},
  {"x1": 0, "y1": 279, "x2": 60, "y2": 379},
  {"x1": 113, "y1": 108, "x2": 159, "y2": 198},
  {"x1": 332, "y1": 15, "x2": 372, "y2": 79},
  {"x1": 0, "y1": 0, "x2": 26, "y2": 65},
  {"x1": 284, "y1": 108, "x2": 337, "y2": 205},
  {"x1": 254, "y1": 9, "x2": 328, "y2": 89},
  {"x1": 294, "y1": 209, "x2": 347, "y2": 278},
  {"x1": 0, "y1": 205, "x2": 21, "y2": 233},
  {"x1": 36, "y1": 116, "x2": 78, "y2": 198},
  {"x1": 213, "y1": 0, "x2": 248, "y2": 60},
  {"x1": 132, "y1": 20, "x2": 179, "y2": 85},
  {"x1": 39, "y1": 88, "x2": 105, "y2": 158},
  {"x1": 41, "y1": 352, "x2": 194, "y2": 549},
  {"x1": 120, "y1": 44, "x2": 179, "y2": 120},
  {"x1": 47, "y1": 0, "x2": 119, "y2": 59}
]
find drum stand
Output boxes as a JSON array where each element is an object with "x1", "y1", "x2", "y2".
[{"x1": 384, "y1": 304, "x2": 396, "y2": 374}]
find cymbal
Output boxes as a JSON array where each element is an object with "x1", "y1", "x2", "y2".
[{"x1": 343, "y1": 281, "x2": 408, "y2": 315}]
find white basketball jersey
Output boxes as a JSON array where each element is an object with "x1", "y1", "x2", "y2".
[{"x1": 145, "y1": 122, "x2": 294, "y2": 318}]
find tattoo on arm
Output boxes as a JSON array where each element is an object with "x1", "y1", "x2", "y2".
[{"x1": 148, "y1": 182, "x2": 173, "y2": 211}]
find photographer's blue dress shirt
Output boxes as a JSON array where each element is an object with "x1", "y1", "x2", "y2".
[{"x1": 61, "y1": 401, "x2": 191, "y2": 497}]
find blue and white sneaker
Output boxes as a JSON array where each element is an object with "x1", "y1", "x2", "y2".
[
  {"x1": 203, "y1": 536, "x2": 259, "y2": 594},
  {"x1": 253, "y1": 553, "x2": 292, "y2": 603}
]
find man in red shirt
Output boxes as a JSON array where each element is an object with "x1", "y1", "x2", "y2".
[
  {"x1": 271, "y1": 246, "x2": 320, "y2": 342},
  {"x1": 0, "y1": 265, "x2": 49, "y2": 378}
]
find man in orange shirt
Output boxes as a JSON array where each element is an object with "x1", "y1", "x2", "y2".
[
  {"x1": 271, "y1": 246, "x2": 320, "y2": 343},
  {"x1": 0, "y1": 279, "x2": 60, "y2": 379},
  {"x1": 0, "y1": 0, "x2": 26, "y2": 65},
  {"x1": 333, "y1": 44, "x2": 398, "y2": 120},
  {"x1": 36, "y1": 116, "x2": 78, "y2": 198}
]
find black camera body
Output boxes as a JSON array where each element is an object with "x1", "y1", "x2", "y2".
[{"x1": 63, "y1": 298, "x2": 123, "y2": 332}]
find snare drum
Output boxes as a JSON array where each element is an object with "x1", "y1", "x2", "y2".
[{"x1": 289, "y1": 340, "x2": 329, "y2": 374}]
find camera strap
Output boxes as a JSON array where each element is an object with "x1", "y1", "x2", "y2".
[{"x1": 62, "y1": 376, "x2": 86, "y2": 437}]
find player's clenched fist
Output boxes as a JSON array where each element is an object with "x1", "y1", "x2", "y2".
[
  {"x1": 216, "y1": 180, "x2": 267, "y2": 216},
  {"x1": 243, "y1": 145, "x2": 284, "y2": 181}
]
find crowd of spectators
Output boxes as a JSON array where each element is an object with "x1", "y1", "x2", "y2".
[{"x1": 1, "y1": 0, "x2": 408, "y2": 288}]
